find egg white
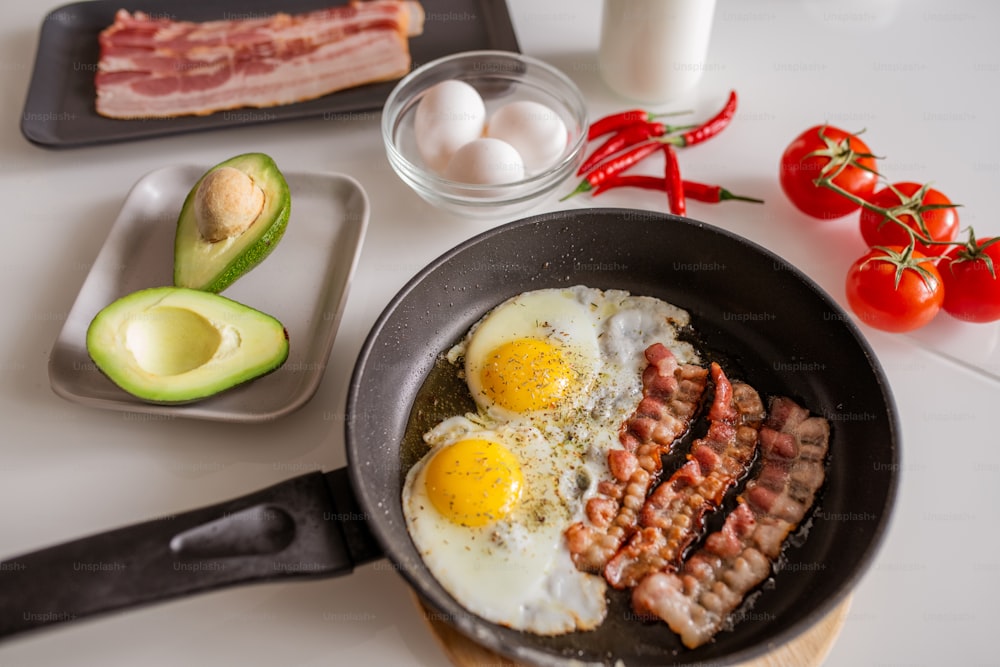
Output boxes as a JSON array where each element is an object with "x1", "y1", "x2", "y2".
[{"x1": 404, "y1": 286, "x2": 700, "y2": 635}]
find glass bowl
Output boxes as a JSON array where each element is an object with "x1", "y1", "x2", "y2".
[{"x1": 381, "y1": 50, "x2": 589, "y2": 220}]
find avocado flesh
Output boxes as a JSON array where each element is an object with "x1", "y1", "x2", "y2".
[
  {"x1": 174, "y1": 153, "x2": 291, "y2": 293},
  {"x1": 87, "y1": 286, "x2": 289, "y2": 404}
]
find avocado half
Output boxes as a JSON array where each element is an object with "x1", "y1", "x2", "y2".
[
  {"x1": 86, "y1": 286, "x2": 290, "y2": 404},
  {"x1": 174, "y1": 153, "x2": 291, "y2": 293}
]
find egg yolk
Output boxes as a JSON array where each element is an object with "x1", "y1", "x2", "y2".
[
  {"x1": 425, "y1": 437, "x2": 523, "y2": 527},
  {"x1": 480, "y1": 338, "x2": 576, "y2": 413}
]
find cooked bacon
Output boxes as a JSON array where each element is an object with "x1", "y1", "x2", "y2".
[
  {"x1": 565, "y1": 344, "x2": 708, "y2": 573},
  {"x1": 95, "y1": 1, "x2": 425, "y2": 119},
  {"x1": 603, "y1": 365, "x2": 765, "y2": 589},
  {"x1": 632, "y1": 396, "x2": 830, "y2": 649}
]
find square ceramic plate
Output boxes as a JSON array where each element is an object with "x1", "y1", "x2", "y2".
[
  {"x1": 48, "y1": 165, "x2": 369, "y2": 422},
  {"x1": 21, "y1": 0, "x2": 519, "y2": 148}
]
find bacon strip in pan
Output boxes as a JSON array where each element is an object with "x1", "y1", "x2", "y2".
[
  {"x1": 631, "y1": 396, "x2": 830, "y2": 649},
  {"x1": 95, "y1": 1, "x2": 425, "y2": 119},
  {"x1": 565, "y1": 343, "x2": 708, "y2": 573},
  {"x1": 603, "y1": 364, "x2": 765, "y2": 589}
]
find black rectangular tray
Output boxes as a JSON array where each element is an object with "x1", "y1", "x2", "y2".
[{"x1": 21, "y1": 0, "x2": 520, "y2": 148}]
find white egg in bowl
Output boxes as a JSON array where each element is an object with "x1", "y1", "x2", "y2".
[
  {"x1": 381, "y1": 50, "x2": 588, "y2": 220},
  {"x1": 487, "y1": 100, "x2": 570, "y2": 173}
]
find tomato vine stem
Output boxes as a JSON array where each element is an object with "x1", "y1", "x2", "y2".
[{"x1": 806, "y1": 127, "x2": 965, "y2": 257}]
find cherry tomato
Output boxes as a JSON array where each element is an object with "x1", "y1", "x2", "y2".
[
  {"x1": 939, "y1": 237, "x2": 1000, "y2": 323},
  {"x1": 859, "y1": 182, "x2": 959, "y2": 256},
  {"x1": 845, "y1": 245, "x2": 943, "y2": 332},
  {"x1": 779, "y1": 125, "x2": 879, "y2": 219}
]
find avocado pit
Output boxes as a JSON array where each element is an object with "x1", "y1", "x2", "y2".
[{"x1": 193, "y1": 166, "x2": 266, "y2": 243}]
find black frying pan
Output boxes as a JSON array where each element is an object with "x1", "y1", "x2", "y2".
[{"x1": 1, "y1": 209, "x2": 899, "y2": 666}]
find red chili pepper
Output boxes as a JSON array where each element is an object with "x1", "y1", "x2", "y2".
[
  {"x1": 561, "y1": 140, "x2": 663, "y2": 200},
  {"x1": 663, "y1": 144, "x2": 685, "y2": 216},
  {"x1": 683, "y1": 180, "x2": 764, "y2": 204},
  {"x1": 587, "y1": 108, "x2": 691, "y2": 141},
  {"x1": 664, "y1": 90, "x2": 738, "y2": 148},
  {"x1": 587, "y1": 109, "x2": 650, "y2": 141},
  {"x1": 592, "y1": 174, "x2": 665, "y2": 195},
  {"x1": 593, "y1": 174, "x2": 764, "y2": 204},
  {"x1": 578, "y1": 120, "x2": 695, "y2": 176}
]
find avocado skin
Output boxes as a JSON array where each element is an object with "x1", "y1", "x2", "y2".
[
  {"x1": 174, "y1": 153, "x2": 291, "y2": 293},
  {"x1": 86, "y1": 286, "x2": 289, "y2": 404}
]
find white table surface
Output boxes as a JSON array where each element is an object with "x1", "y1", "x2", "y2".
[{"x1": 2, "y1": 1, "x2": 997, "y2": 665}]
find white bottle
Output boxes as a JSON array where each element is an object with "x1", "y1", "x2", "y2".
[{"x1": 598, "y1": 0, "x2": 717, "y2": 104}]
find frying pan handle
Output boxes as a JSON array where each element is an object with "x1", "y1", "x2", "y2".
[{"x1": 0, "y1": 468, "x2": 383, "y2": 639}]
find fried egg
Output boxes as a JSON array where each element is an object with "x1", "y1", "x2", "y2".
[
  {"x1": 404, "y1": 415, "x2": 608, "y2": 634},
  {"x1": 462, "y1": 288, "x2": 602, "y2": 421},
  {"x1": 456, "y1": 286, "x2": 698, "y2": 440},
  {"x1": 402, "y1": 286, "x2": 699, "y2": 635}
]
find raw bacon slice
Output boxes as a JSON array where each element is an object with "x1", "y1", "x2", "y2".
[
  {"x1": 603, "y1": 365, "x2": 765, "y2": 589},
  {"x1": 95, "y1": 1, "x2": 425, "y2": 119},
  {"x1": 631, "y1": 396, "x2": 830, "y2": 649},
  {"x1": 565, "y1": 344, "x2": 708, "y2": 573}
]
